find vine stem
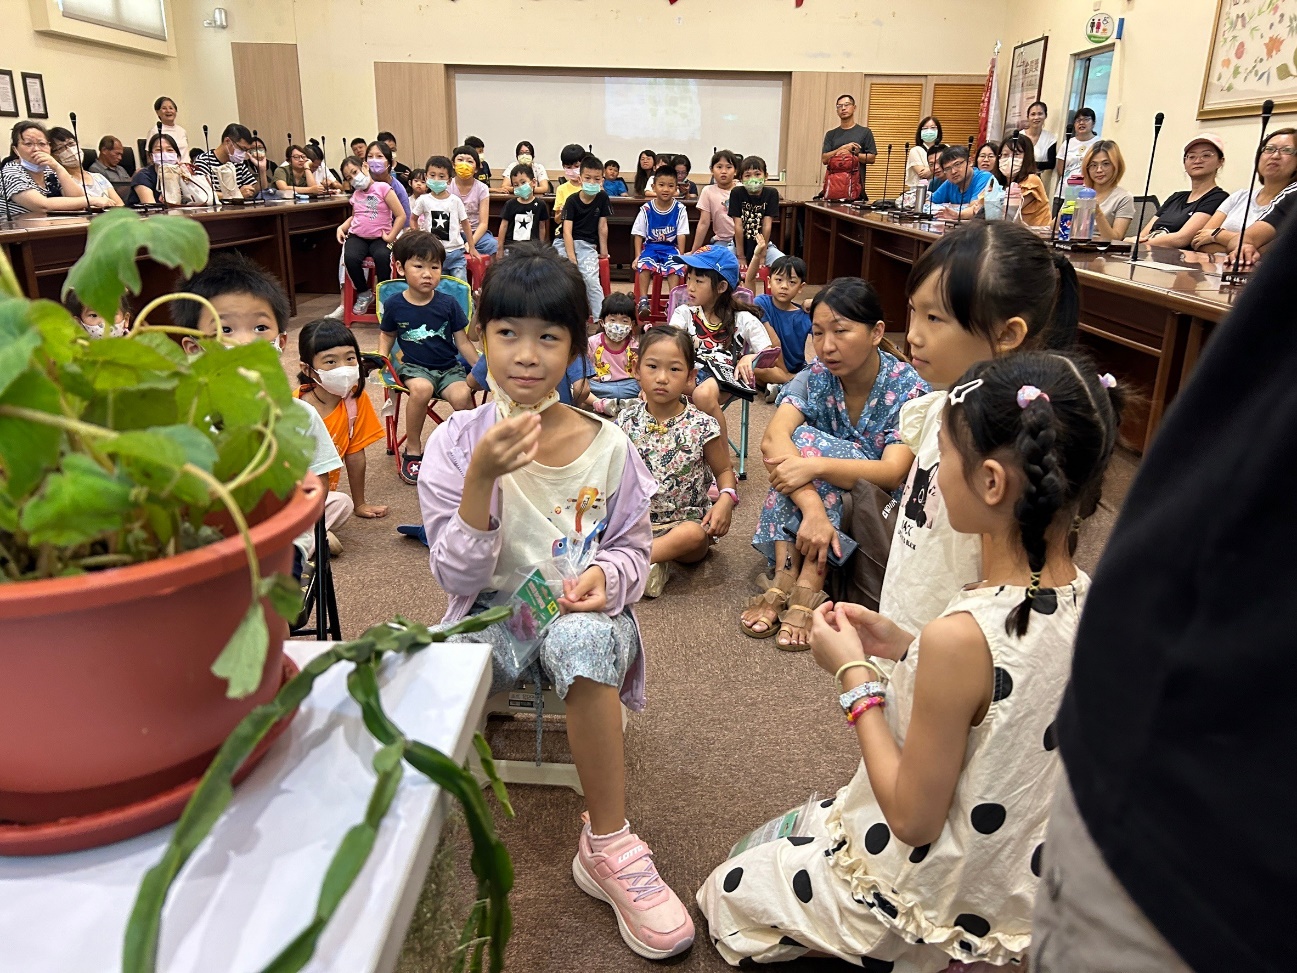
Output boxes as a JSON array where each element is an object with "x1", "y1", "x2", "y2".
[
  {"x1": 128, "y1": 292, "x2": 221, "y2": 338},
  {"x1": 0, "y1": 249, "x2": 23, "y2": 300}
]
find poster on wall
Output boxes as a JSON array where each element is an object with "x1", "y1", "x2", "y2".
[
  {"x1": 1200, "y1": 0, "x2": 1297, "y2": 119},
  {"x1": 1003, "y1": 37, "x2": 1048, "y2": 135},
  {"x1": 21, "y1": 72, "x2": 47, "y2": 119},
  {"x1": 0, "y1": 70, "x2": 18, "y2": 118}
]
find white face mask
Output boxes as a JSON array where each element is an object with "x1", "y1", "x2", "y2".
[
  {"x1": 315, "y1": 364, "x2": 359, "y2": 396},
  {"x1": 486, "y1": 368, "x2": 559, "y2": 421},
  {"x1": 602, "y1": 320, "x2": 633, "y2": 343},
  {"x1": 350, "y1": 171, "x2": 372, "y2": 190}
]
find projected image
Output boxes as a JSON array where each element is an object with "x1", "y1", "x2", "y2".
[{"x1": 605, "y1": 78, "x2": 703, "y2": 142}]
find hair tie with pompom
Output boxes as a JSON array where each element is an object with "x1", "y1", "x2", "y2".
[
  {"x1": 1016, "y1": 385, "x2": 1050, "y2": 409},
  {"x1": 1098, "y1": 373, "x2": 1117, "y2": 389}
]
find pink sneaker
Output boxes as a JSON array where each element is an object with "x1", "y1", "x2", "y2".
[{"x1": 572, "y1": 819, "x2": 694, "y2": 960}]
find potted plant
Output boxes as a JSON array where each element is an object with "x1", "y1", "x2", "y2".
[{"x1": 0, "y1": 210, "x2": 513, "y2": 972}]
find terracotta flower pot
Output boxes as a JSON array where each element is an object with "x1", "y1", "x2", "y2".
[{"x1": 0, "y1": 474, "x2": 325, "y2": 826}]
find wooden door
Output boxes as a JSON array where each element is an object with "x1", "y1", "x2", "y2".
[
  {"x1": 375, "y1": 62, "x2": 451, "y2": 174},
  {"x1": 930, "y1": 82, "x2": 985, "y2": 155},
  {"x1": 863, "y1": 81, "x2": 924, "y2": 201},
  {"x1": 231, "y1": 42, "x2": 306, "y2": 158}
]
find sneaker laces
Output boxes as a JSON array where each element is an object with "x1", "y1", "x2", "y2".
[{"x1": 611, "y1": 843, "x2": 666, "y2": 903}]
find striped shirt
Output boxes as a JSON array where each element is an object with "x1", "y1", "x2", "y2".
[
  {"x1": 1, "y1": 160, "x2": 61, "y2": 217},
  {"x1": 192, "y1": 150, "x2": 259, "y2": 191}
]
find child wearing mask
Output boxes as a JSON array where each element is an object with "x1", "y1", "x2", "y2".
[
  {"x1": 450, "y1": 143, "x2": 498, "y2": 255},
  {"x1": 728, "y1": 156, "x2": 785, "y2": 267},
  {"x1": 553, "y1": 143, "x2": 587, "y2": 230},
  {"x1": 411, "y1": 155, "x2": 476, "y2": 281},
  {"x1": 498, "y1": 165, "x2": 550, "y2": 248},
  {"x1": 560, "y1": 154, "x2": 612, "y2": 319}
]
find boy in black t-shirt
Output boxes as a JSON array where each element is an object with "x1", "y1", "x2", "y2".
[
  {"x1": 498, "y1": 164, "x2": 550, "y2": 247},
  {"x1": 560, "y1": 154, "x2": 611, "y2": 318},
  {"x1": 728, "y1": 155, "x2": 785, "y2": 266},
  {"x1": 379, "y1": 232, "x2": 479, "y2": 484}
]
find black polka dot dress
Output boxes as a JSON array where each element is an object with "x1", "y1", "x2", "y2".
[{"x1": 696, "y1": 576, "x2": 1089, "y2": 969}]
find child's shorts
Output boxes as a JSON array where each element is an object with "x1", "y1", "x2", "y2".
[
  {"x1": 398, "y1": 362, "x2": 468, "y2": 397},
  {"x1": 634, "y1": 246, "x2": 683, "y2": 277}
]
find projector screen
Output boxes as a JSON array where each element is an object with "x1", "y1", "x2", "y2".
[{"x1": 453, "y1": 71, "x2": 785, "y2": 177}]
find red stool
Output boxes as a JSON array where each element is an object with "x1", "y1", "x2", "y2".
[
  {"x1": 342, "y1": 257, "x2": 380, "y2": 329},
  {"x1": 466, "y1": 251, "x2": 492, "y2": 293},
  {"x1": 634, "y1": 268, "x2": 677, "y2": 325}
]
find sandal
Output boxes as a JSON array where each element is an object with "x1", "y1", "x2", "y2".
[
  {"x1": 741, "y1": 586, "x2": 788, "y2": 639},
  {"x1": 776, "y1": 584, "x2": 828, "y2": 651}
]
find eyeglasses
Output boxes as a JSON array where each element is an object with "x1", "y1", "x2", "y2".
[
  {"x1": 1184, "y1": 153, "x2": 1219, "y2": 163},
  {"x1": 1261, "y1": 145, "x2": 1296, "y2": 157},
  {"x1": 1088, "y1": 161, "x2": 1114, "y2": 171},
  {"x1": 20, "y1": 139, "x2": 50, "y2": 150}
]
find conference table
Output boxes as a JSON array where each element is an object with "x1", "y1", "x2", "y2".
[
  {"x1": 0, "y1": 196, "x2": 350, "y2": 321},
  {"x1": 799, "y1": 202, "x2": 1242, "y2": 451}
]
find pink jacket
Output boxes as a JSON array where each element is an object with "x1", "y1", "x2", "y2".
[{"x1": 417, "y1": 404, "x2": 655, "y2": 710}]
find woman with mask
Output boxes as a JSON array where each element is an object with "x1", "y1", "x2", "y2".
[
  {"x1": 1, "y1": 120, "x2": 97, "y2": 216},
  {"x1": 128, "y1": 132, "x2": 183, "y2": 207},
  {"x1": 907, "y1": 117, "x2": 942, "y2": 186},
  {"x1": 997, "y1": 134, "x2": 1052, "y2": 227},
  {"x1": 47, "y1": 126, "x2": 123, "y2": 208},
  {"x1": 514, "y1": 141, "x2": 550, "y2": 193},
  {"x1": 365, "y1": 140, "x2": 411, "y2": 225},
  {"x1": 145, "y1": 96, "x2": 188, "y2": 157}
]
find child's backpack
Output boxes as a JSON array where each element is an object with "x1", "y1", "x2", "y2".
[{"x1": 821, "y1": 152, "x2": 861, "y2": 202}]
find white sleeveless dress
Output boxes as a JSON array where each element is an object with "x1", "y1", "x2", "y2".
[{"x1": 697, "y1": 574, "x2": 1089, "y2": 970}]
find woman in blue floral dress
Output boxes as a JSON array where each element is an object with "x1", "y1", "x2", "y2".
[{"x1": 741, "y1": 278, "x2": 928, "y2": 649}]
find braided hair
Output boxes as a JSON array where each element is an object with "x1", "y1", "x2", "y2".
[{"x1": 944, "y1": 351, "x2": 1125, "y2": 636}]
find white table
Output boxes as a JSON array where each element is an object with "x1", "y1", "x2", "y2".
[{"x1": 0, "y1": 640, "x2": 492, "y2": 973}]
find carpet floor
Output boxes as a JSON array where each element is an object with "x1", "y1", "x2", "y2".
[{"x1": 280, "y1": 292, "x2": 1133, "y2": 972}]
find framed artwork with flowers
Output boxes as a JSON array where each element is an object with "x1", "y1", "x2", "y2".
[{"x1": 1200, "y1": 0, "x2": 1297, "y2": 119}]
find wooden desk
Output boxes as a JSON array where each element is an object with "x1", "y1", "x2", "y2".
[
  {"x1": 483, "y1": 193, "x2": 781, "y2": 272},
  {"x1": 0, "y1": 197, "x2": 349, "y2": 319},
  {"x1": 801, "y1": 203, "x2": 1240, "y2": 451}
]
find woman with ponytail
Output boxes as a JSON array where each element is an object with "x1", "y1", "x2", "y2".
[
  {"x1": 699, "y1": 350, "x2": 1123, "y2": 971},
  {"x1": 879, "y1": 220, "x2": 1081, "y2": 637}
]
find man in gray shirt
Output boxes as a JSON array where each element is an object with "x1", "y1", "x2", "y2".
[
  {"x1": 821, "y1": 94, "x2": 877, "y2": 201},
  {"x1": 89, "y1": 136, "x2": 131, "y2": 191}
]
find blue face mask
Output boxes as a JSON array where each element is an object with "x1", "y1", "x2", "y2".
[
  {"x1": 581, "y1": 181, "x2": 601, "y2": 196},
  {"x1": 428, "y1": 178, "x2": 448, "y2": 193},
  {"x1": 20, "y1": 157, "x2": 43, "y2": 173},
  {"x1": 513, "y1": 182, "x2": 534, "y2": 199},
  {"x1": 921, "y1": 129, "x2": 939, "y2": 145}
]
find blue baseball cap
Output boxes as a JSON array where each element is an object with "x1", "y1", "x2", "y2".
[{"x1": 676, "y1": 245, "x2": 740, "y2": 289}]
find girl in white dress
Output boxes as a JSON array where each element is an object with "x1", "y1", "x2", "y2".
[{"x1": 697, "y1": 350, "x2": 1124, "y2": 970}]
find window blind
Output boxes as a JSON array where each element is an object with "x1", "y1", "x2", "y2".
[
  {"x1": 58, "y1": 0, "x2": 167, "y2": 41},
  {"x1": 864, "y1": 82, "x2": 924, "y2": 200}
]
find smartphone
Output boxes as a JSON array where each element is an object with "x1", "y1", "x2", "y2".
[{"x1": 781, "y1": 516, "x2": 858, "y2": 568}]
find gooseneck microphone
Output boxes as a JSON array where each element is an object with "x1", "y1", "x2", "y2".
[
  {"x1": 69, "y1": 112, "x2": 94, "y2": 215},
  {"x1": 878, "y1": 143, "x2": 893, "y2": 206},
  {"x1": 1006, "y1": 129, "x2": 1021, "y2": 220},
  {"x1": 1049, "y1": 123, "x2": 1075, "y2": 247},
  {"x1": 1229, "y1": 99, "x2": 1276, "y2": 280},
  {"x1": 321, "y1": 135, "x2": 331, "y2": 194},
  {"x1": 1131, "y1": 112, "x2": 1166, "y2": 263},
  {"x1": 154, "y1": 120, "x2": 167, "y2": 208},
  {"x1": 288, "y1": 132, "x2": 298, "y2": 204}
]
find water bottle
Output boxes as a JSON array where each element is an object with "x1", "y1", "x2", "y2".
[
  {"x1": 1057, "y1": 201, "x2": 1076, "y2": 242},
  {"x1": 1073, "y1": 188, "x2": 1098, "y2": 241},
  {"x1": 914, "y1": 180, "x2": 929, "y2": 214}
]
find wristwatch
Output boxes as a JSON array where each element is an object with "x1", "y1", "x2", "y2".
[
  {"x1": 719, "y1": 487, "x2": 740, "y2": 506},
  {"x1": 840, "y1": 681, "x2": 886, "y2": 713}
]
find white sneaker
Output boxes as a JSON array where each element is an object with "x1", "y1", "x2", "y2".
[
  {"x1": 643, "y1": 561, "x2": 669, "y2": 599},
  {"x1": 325, "y1": 303, "x2": 345, "y2": 320},
  {"x1": 351, "y1": 290, "x2": 373, "y2": 315}
]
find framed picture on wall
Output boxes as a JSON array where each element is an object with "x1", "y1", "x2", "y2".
[
  {"x1": 0, "y1": 71, "x2": 18, "y2": 118},
  {"x1": 1200, "y1": 0, "x2": 1297, "y2": 119},
  {"x1": 21, "y1": 72, "x2": 48, "y2": 119},
  {"x1": 1003, "y1": 36, "x2": 1048, "y2": 136}
]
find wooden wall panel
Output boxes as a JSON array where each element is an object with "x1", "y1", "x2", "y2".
[
  {"x1": 931, "y1": 82, "x2": 986, "y2": 154},
  {"x1": 787, "y1": 72, "x2": 830, "y2": 200},
  {"x1": 864, "y1": 81, "x2": 924, "y2": 200},
  {"x1": 374, "y1": 62, "x2": 451, "y2": 172},
  {"x1": 231, "y1": 43, "x2": 306, "y2": 158}
]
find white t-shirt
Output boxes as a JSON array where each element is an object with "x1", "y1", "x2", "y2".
[
  {"x1": 146, "y1": 122, "x2": 188, "y2": 157},
  {"x1": 1215, "y1": 185, "x2": 1288, "y2": 233},
  {"x1": 878, "y1": 391, "x2": 983, "y2": 638},
  {"x1": 1061, "y1": 135, "x2": 1099, "y2": 184},
  {"x1": 906, "y1": 144, "x2": 931, "y2": 188},
  {"x1": 411, "y1": 193, "x2": 469, "y2": 251},
  {"x1": 492, "y1": 415, "x2": 628, "y2": 589},
  {"x1": 293, "y1": 399, "x2": 344, "y2": 478},
  {"x1": 668, "y1": 305, "x2": 771, "y2": 358}
]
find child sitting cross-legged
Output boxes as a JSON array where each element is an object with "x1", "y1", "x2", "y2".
[
  {"x1": 699, "y1": 351, "x2": 1125, "y2": 971},
  {"x1": 380, "y1": 231, "x2": 480, "y2": 485},
  {"x1": 616, "y1": 326, "x2": 738, "y2": 599},
  {"x1": 419, "y1": 245, "x2": 695, "y2": 961},
  {"x1": 586, "y1": 292, "x2": 640, "y2": 410},
  {"x1": 632, "y1": 165, "x2": 689, "y2": 319},
  {"x1": 295, "y1": 320, "x2": 389, "y2": 520},
  {"x1": 746, "y1": 244, "x2": 812, "y2": 401}
]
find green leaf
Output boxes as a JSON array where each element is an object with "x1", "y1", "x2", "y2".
[
  {"x1": 0, "y1": 489, "x2": 18, "y2": 533},
  {"x1": 176, "y1": 341, "x2": 293, "y2": 431},
  {"x1": 78, "y1": 338, "x2": 182, "y2": 392},
  {"x1": 131, "y1": 330, "x2": 189, "y2": 368},
  {"x1": 472, "y1": 734, "x2": 515, "y2": 819},
  {"x1": 29, "y1": 299, "x2": 83, "y2": 367},
  {"x1": 108, "y1": 425, "x2": 218, "y2": 472},
  {"x1": 0, "y1": 369, "x2": 66, "y2": 498},
  {"x1": 0, "y1": 302, "x2": 45, "y2": 399},
  {"x1": 82, "y1": 387, "x2": 180, "y2": 432},
  {"x1": 19, "y1": 453, "x2": 135, "y2": 546},
  {"x1": 209, "y1": 601, "x2": 270, "y2": 699},
  {"x1": 258, "y1": 572, "x2": 302, "y2": 621},
  {"x1": 63, "y1": 209, "x2": 209, "y2": 323}
]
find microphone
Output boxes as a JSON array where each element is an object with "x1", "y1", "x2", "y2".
[
  {"x1": 155, "y1": 120, "x2": 167, "y2": 208},
  {"x1": 878, "y1": 143, "x2": 893, "y2": 207},
  {"x1": 251, "y1": 129, "x2": 263, "y2": 201},
  {"x1": 288, "y1": 132, "x2": 297, "y2": 203},
  {"x1": 321, "y1": 135, "x2": 330, "y2": 195},
  {"x1": 1006, "y1": 130, "x2": 1022, "y2": 220},
  {"x1": 69, "y1": 112, "x2": 95, "y2": 215},
  {"x1": 1131, "y1": 112, "x2": 1166, "y2": 264},
  {"x1": 1050, "y1": 123, "x2": 1075, "y2": 247},
  {"x1": 1229, "y1": 98, "x2": 1276, "y2": 280}
]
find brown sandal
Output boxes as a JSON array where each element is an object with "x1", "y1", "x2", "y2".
[
  {"x1": 741, "y1": 586, "x2": 789, "y2": 639},
  {"x1": 776, "y1": 584, "x2": 828, "y2": 651}
]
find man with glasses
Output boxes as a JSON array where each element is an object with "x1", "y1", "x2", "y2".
[
  {"x1": 1, "y1": 120, "x2": 93, "y2": 218},
  {"x1": 821, "y1": 94, "x2": 877, "y2": 201},
  {"x1": 192, "y1": 123, "x2": 259, "y2": 199},
  {"x1": 929, "y1": 145, "x2": 993, "y2": 221}
]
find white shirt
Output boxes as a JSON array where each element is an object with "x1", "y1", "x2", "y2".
[
  {"x1": 293, "y1": 399, "x2": 344, "y2": 477},
  {"x1": 906, "y1": 144, "x2": 932, "y2": 188},
  {"x1": 1060, "y1": 135, "x2": 1098, "y2": 184},
  {"x1": 668, "y1": 305, "x2": 771, "y2": 358},
  {"x1": 146, "y1": 122, "x2": 188, "y2": 156},
  {"x1": 411, "y1": 193, "x2": 469, "y2": 250},
  {"x1": 1216, "y1": 185, "x2": 1288, "y2": 233},
  {"x1": 1032, "y1": 129, "x2": 1057, "y2": 165}
]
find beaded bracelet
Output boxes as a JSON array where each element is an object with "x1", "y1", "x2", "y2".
[{"x1": 847, "y1": 695, "x2": 886, "y2": 725}]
